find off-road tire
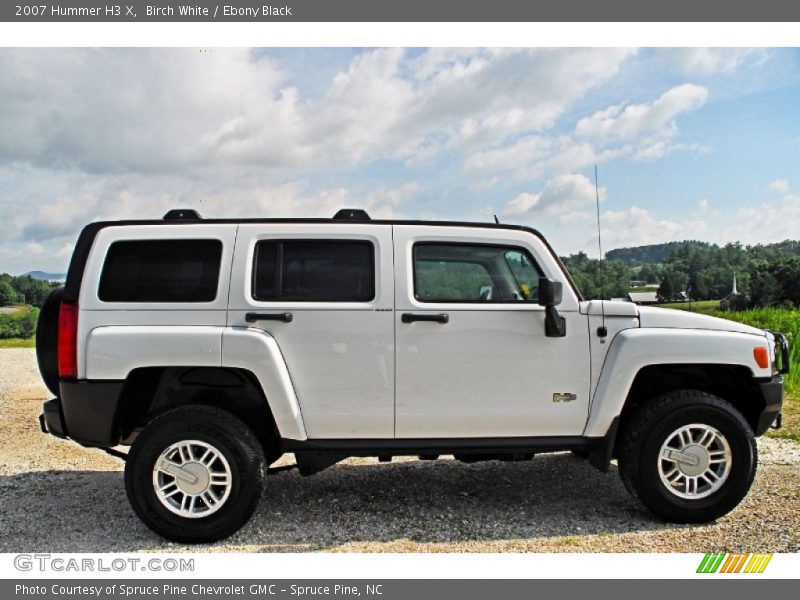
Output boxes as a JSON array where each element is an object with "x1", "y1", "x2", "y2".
[
  {"x1": 617, "y1": 389, "x2": 757, "y2": 523},
  {"x1": 125, "y1": 405, "x2": 265, "y2": 543}
]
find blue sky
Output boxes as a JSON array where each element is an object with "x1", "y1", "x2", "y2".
[{"x1": 1, "y1": 48, "x2": 799, "y2": 274}]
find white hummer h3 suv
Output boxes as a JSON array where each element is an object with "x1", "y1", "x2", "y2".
[{"x1": 36, "y1": 208, "x2": 788, "y2": 542}]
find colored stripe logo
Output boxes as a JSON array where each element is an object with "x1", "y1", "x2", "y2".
[{"x1": 697, "y1": 553, "x2": 773, "y2": 573}]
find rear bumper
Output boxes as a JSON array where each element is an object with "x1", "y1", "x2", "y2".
[
  {"x1": 755, "y1": 375, "x2": 784, "y2": 436},
  {"x1": 39, "y1": 379, "x2": 124, "y2": 447}
]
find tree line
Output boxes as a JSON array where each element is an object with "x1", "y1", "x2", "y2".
[
  {"x1": 562, "y1": 240, "x2": 800, "y2": 308},
  {"x1": 0, "y1": 274, "x2": 60, "y2": 307}
]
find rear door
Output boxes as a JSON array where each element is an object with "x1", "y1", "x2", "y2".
[
  {"x1": 228, "y1": 224, "x2": 395, "y2": 439},
  {"x1": 393, "y1": 225, "x2": 591, "y2": 439}
]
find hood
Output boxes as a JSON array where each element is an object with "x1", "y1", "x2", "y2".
[{"x1": 636, "y1": 305, "x2": 765, "y2": 336}]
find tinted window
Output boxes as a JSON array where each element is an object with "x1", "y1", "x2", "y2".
[
  {"x1": 414, "y1": 243, "x2": 542, "y2": 303},
  {"x1": 98, "y1": 239, "x2": 222, "y2": 303},
  {"x1": 253, "y1": 240, "x2": 375, "y2": 302}
]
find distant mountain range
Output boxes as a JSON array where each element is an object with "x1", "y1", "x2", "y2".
[
  {"x1": 24, "y1": 271, "x2": 66, "y2": 282},
  {"x1": 605, "y1": 241, "x2": 713, "y2": 266}
]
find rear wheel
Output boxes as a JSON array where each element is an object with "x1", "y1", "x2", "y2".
[
  {"x1": 618, "y1": 390, "x2": 757, "y2": 523},
  {"x1": 125, "y1": 405, "x2": 265, "y2": 543}
]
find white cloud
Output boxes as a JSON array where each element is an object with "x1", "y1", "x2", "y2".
[
  {"x1": 599, "y1": 206, "x2": 691, "y2": 247},
  {"x1": 25, "y1": 242, "x2": 43, "y2": 254},
  {"x1": 767, "y1": 179, "x2": 790, "y2": 195},
  {"x1": 8, "y1": 166, "x2": 420, "y2": 244},
  {"x1": 669, "y1": 49, "x2": 769, "y2": 75},
  {"x1": 0, "y1": 48, "x2": 636, "y2": 176},
  {"x1": 575, "y1": 84, "x2": 708, "y2": 142},
  {"x1": 632, "y1": 141, "x2": 668, "y2": 162},
  {"x1": 56, "y1": 243, "x2": 74, "y2": 258},
  {"x1": 502, "y1": 173, "x2": 602, "y2": 218},
  {"x1": 464, "y1": 136, "x2": 552, "y2": 175},
  {"x1": 504, "y1": 192, "x2": 542, "y2": 217}
]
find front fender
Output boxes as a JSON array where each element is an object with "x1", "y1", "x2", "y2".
[
  {"x1": 221, "y1": 326, "x2": 307, "y2": 440},
  {"x1": 583, "y1": 327, "x2": 771, "y2": 437}
]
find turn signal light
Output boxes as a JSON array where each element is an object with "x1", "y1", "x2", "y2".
[{"x1": 753, "y1": 347, "x2": 769, "y2": 369}]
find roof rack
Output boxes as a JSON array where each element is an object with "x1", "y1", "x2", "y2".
[
  {"x1": 163, "y1": 209, "x2": 203, "y2": 221},
  {"x1": 333, "y1": 208, "x2": 371, "y2": 221}
]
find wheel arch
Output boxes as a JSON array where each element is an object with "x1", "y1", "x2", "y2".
[
  {"x1": 587, "y1": 362, "x2": 767, "y2": 472},
  {"x1": 615, "y1": 363, "x2": 766, "y2": 444},
  {"x1": 117, "y1": 365, "x2": 283, "y2": 463}
]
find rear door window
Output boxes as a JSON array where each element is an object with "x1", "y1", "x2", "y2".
[
  {"x1": 253, "y1": 240, "x2": 375, "y2": 302},
  {"x1": 98, "y1": 239, "x2": 223, "y2": 302}
]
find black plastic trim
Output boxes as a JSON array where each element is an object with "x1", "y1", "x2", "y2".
[
  {"x1": 282, "y1": 435, "x2": 598, "y2": 456},
  {"x1": 401, "y1": 313, "x2": 449, "y2": 324},
  {"x1": 768, "y1": 330, "x2": 790, "y2": 374},
  {"x1": 588, "y1": 416, "x2": 619, "y2": 473},
  {"x1": 246, "y1": 312, "x2": 293, "y2": 323},
  {"x1": 755, "y1": 375, "x2": 784, "y2": 435},
  {"x1": 40, "y1": 398, "x2": 68, "y2": 438},
  {"x1": 59, "y1": 379, "x2": 125, "y2": 447}
]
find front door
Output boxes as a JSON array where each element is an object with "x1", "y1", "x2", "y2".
[{"x1": 393, "y1": 225, "x2": 591, "y2": 439}]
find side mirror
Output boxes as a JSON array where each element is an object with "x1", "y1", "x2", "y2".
[
  {"x1": 478, "y1": 285, "x2": 493, "y2": 301},
  {"x1": 537, "y1": 277, "x2": 563, "y2": 307},
  {"x1": 537, "y1": 277, "x2": 566, "y2": 337}
]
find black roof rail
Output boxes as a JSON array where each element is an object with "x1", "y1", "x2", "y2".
[
  {"x1": 333, "y1": 208, "x2": 370, "y2": 221},
  {"x1": 163, "y1": 208, "x2": 203, "y2": 221}
]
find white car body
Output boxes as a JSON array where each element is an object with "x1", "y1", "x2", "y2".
[{"x1": 74, "y1": 219, "x2": 776, "y2": 444}]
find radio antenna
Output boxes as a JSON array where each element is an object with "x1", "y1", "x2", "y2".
[{"x1": 595, "y1": 165, "x2": 608, "y2": 339}]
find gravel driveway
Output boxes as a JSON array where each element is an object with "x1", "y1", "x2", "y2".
[{"x1": 1, "y1": 348, "x2": 798, "y2": 553}]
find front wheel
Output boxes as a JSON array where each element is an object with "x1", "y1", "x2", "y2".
[
  {"x1": 125, "y1": 405, "x2": 265, "y2": 543},
  {"x1": 617, "y1": 390, "x2": 757, "y2": 523}
]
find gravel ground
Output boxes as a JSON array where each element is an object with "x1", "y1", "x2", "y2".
[{"x1": 1, "y1": 348, "x2": 798, "y2": 553}]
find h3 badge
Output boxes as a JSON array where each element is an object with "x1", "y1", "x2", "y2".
[{"x1": 552, "y1": 392, "x2": 577, "y2": 403}]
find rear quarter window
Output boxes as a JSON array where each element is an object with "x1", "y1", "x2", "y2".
[{"x1": 98, "y1": 239, "x2": 223, "y2": 303}]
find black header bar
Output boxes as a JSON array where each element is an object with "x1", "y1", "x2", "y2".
[{"x1": 4, "y1": 0, "x2": 800, "y2": 22}]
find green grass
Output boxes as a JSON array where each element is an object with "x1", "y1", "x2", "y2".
[
  {"x1": 655, "y1": 300, "x2": 719, "y2": 313},
  {"x1": 0, "y1": 337, "x2": 35, "y2": 348},
  {"x1": 658, "y1": 301, "x2": 800, "y2": 442}
]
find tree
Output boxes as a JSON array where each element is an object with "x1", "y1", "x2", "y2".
[
  {"x1": 638, "y1": 262, "x2": 661, "y2": 284},
  {"x1": 658, "y1": 267, "x2": 688, "y2": 301},
  {"x1": 0, "y1": 281, "x2": 19, "y2": 306},
  {"x1": 687, "y1": 270, "x2": 710, "y2": 301},
  {"x1": 770, "y1": 256, "x2": 800, "y2": 305},
  {"x1": 749, "y1": 270, "x2": 782, "y2": 307}
]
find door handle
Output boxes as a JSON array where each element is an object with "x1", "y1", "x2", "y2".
[
  {"x1": 401, "y1": 313, "x2": 449, "y2": 324},
  {"x1": 245, "y1": 312, "x2": 293, "y2": 323}
]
